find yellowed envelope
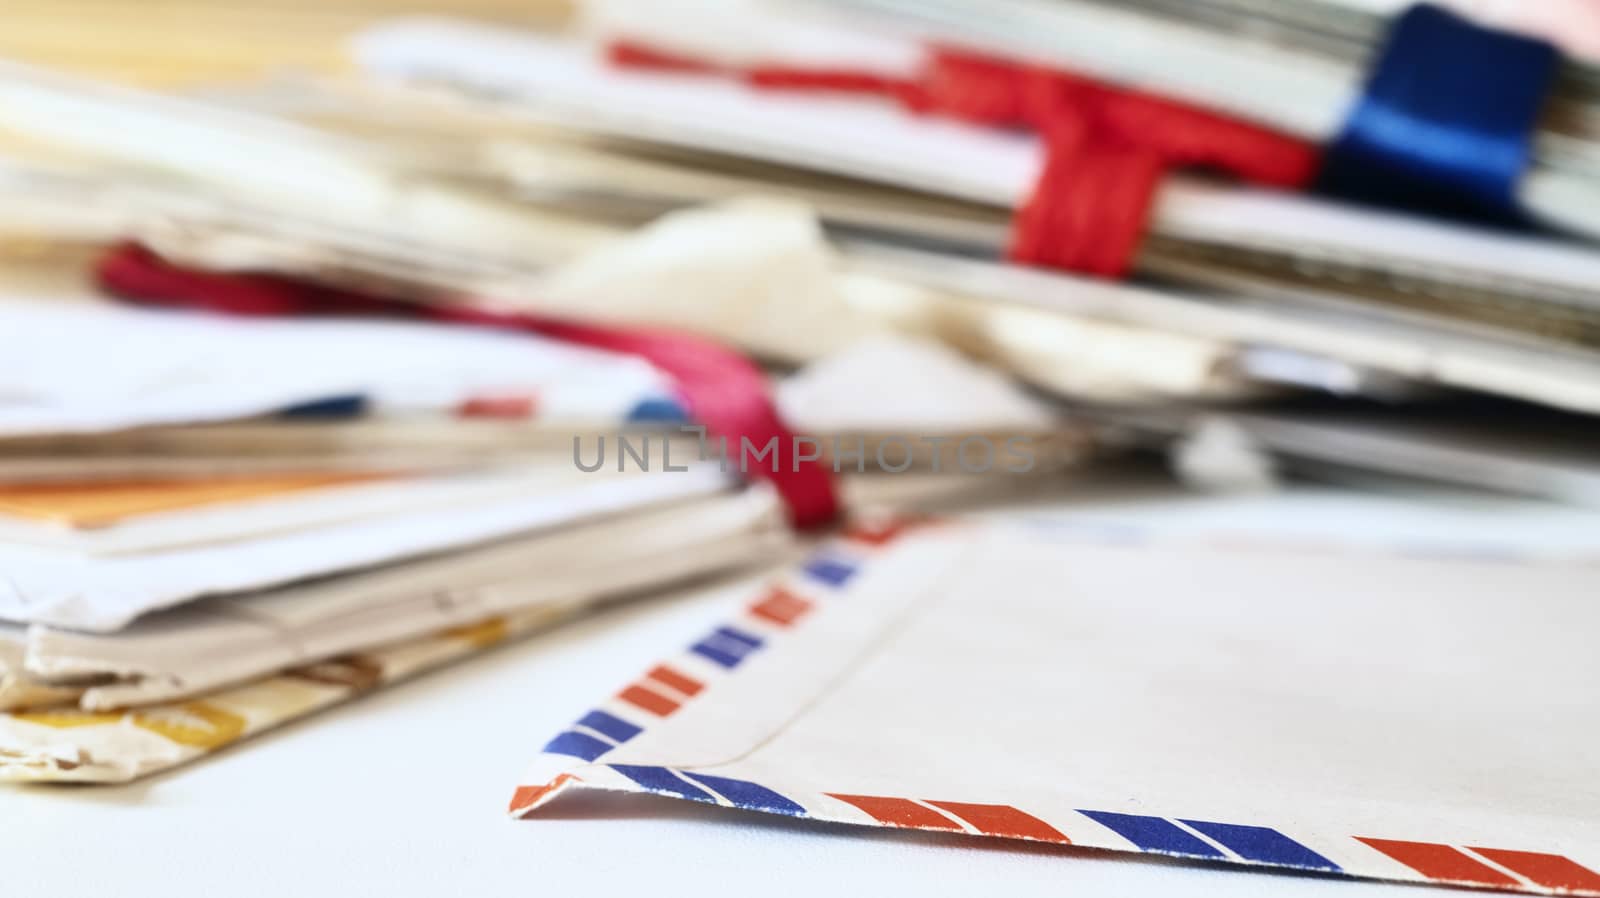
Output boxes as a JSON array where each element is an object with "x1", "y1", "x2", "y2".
[{"x1": 0, "y1": 472, "x2": 382, "y2": 528}]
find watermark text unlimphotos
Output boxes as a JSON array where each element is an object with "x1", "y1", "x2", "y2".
[{"x1": 574, "y1": 425, "x2": 1037, "y2": 475}]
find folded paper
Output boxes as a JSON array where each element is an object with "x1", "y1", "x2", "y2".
[
  {"x1": 0, "y1": 299, "x2": 676, "y2": 438},
  {"x1": 0, "y1": 464, "x2": 729, "y2": 632},
  {"x1": 23, "y1": 486, "x2": 787, "y2": 710},
  {"x1": 4, "y1": 605, "x2": 576, "y2": 783}
]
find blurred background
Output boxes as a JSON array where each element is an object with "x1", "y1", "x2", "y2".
[{"x1": 1, "y1": 1, "x2": 570, "y2": 85}]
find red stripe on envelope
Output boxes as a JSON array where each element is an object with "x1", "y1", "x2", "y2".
[
  {"x1": 1357, "y1": 839, "x2": 1520, "y2": 887},
  {"x1": 748, "y1": 589, "x2": 814, "y2": 627},
  {"x1": 827, "y1": 794, "x2": 964, "y2": 831},
  {"x1": 646, "y1": 665, "x2": 703, "y2": 697},
  {"x1": 618, "y1": 684, "x2": 681, "y2": 717},
  {"x1": 1468, "y1": 848, "x2": 1600, "y2": 892},
  {"x1": 926, "y1": 801, "x2": 1071, "y2": 843},
  {"x1": 509, "y1": 774, "x2": 581, "y2": 815}
]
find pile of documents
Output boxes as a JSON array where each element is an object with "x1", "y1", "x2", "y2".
[
  {"x1": 339, "y1": 0, "x2": 1600, "y2": 501},
  {"x1": 3, "y1": 0, "x2": 1600, "y2": 894},
  {"x1": 0, "y1": 296, "x2": 798, "y2": 779}
]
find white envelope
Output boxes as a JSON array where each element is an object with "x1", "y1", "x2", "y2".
[
  {"x1": 23, "y1": 485, "x2": 788, "y2": 710},
  {"x1": 0, "y1": 299, "x2": 676, "y2": 437},
  {"x1": 513, "y1": 521, "x2": 1600, "y2": 896},
  {"x1": 0, "y1": 464, "x2": 730, "y2": 633}
]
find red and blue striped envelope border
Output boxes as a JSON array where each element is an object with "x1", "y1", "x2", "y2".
[{"x1": 512, "y1": 520, "x2": 1600, "y2": 896}]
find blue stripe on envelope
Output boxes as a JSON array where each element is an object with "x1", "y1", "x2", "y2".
[
  {"x1": 712, "y1": 626, "x2": 762, "y2": 648},
  {"x1": 802, "y1": 554, "x2": 858, "y2": 588},
  {"x1": 679, "y1": 772, "x2": 806, "y2": 816},
  {"x1": 541, "y1": 730, "x2": 614, "y2": 762},
  {"x1": 1078, "y1": 811, "x2": 1227, "y2": 859},
  {"x1": 1179, "y1": 820, "x2": 1341, "y2": 871},
  {"x1": 690, "y1": 626, "x2": 764, "y2": 669},
  {"x1": 577, "y1": 710, "x2": 642, "y2": 744},
  {"x1": 609, "y1": 765, "x2": 716, "y2": 802}
]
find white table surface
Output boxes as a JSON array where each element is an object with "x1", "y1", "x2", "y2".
[{"x1": 8, "y1": 469, "x2": 1597, "y2": 898}]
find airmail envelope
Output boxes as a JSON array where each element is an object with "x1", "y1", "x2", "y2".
[{"x1": 515, "y1": 521, "x2": 1600, "y2": 895}]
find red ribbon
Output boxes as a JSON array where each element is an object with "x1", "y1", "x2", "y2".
[
  {"x1": 608, "y1": 41, "x2": 1321, "y2": 278},
  {"x1": 95, "y1": 243, "x2": 840, "y2": 530}
]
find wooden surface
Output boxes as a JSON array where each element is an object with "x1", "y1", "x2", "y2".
[{"x1": 0, "y1": 0, "x2": 571, "y2": 86}]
